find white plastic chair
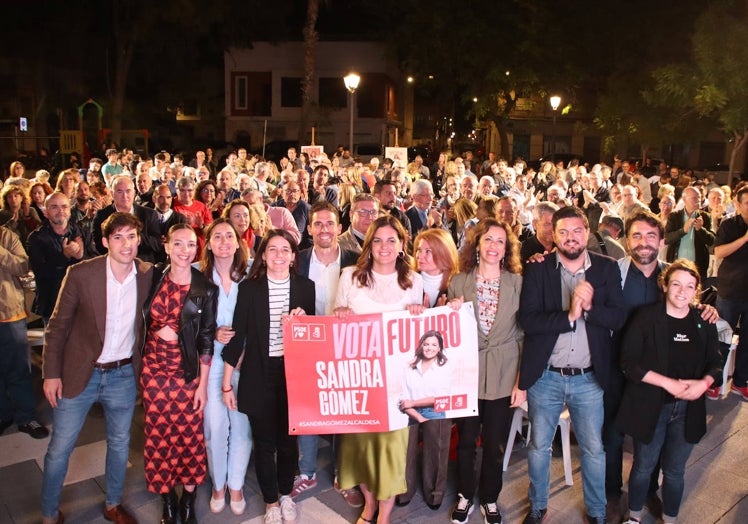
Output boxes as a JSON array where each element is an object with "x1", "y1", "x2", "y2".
[
  {"x1": 503, "y1": 401, "x2": 573, "y2": 486},
  {"x1": 720, "y1": 333, "x2": 738, "y2": 397}
]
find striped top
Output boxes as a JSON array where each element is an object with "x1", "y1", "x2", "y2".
[{"x1": 267, "y1": 275, "x2": 291, "y2": 357}]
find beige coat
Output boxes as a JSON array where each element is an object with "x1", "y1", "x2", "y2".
[{"x1": 448, "y1": 269, "x2": 523, "y2": 400}]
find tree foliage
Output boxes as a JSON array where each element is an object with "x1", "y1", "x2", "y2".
[{"x1": 651, "y1": 0, "x2": 748, "y2": 180}]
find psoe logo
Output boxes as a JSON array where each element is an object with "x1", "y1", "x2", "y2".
[
  {"x1": 434, "y1": 396, "x2": 450, "y2": 412},
  {"x1": 292, "y1": 325, "x2": 309, "y2": 340}
]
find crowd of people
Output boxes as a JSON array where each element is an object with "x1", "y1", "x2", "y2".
[{"x1": 0, "y1": 143, "x2": 746, "y2": 524}]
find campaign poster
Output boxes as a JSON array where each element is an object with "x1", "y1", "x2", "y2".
[
  {"x1": 283, "y1": 304, "x2": 479, "y2": 435},
  {"x1": 301, "y1": 145, "x2": 324, "y2": 161},
  {"x1": 385, "y1": 147, "x2": 408, "y2": 169}
]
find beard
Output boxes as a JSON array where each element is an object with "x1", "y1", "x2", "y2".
[
  {"x1": 631, "y1": 245, "x2": 659, "y2": 265},
  {"x1": 557, "y1": 242, "x2": 585, "y2": 261}
]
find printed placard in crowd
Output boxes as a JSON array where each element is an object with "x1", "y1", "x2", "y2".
[
  {"x1": 384, "y1": 147, "x2": 408, "y2": 169},
  {"x1": 301, "y1": 145, "x2": 324, "y2": 161},
  {"x1": 284, "y1": 303, "x2": 479, "y2": 434}
]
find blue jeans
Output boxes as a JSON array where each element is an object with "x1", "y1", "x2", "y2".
[
  {"x1": 527, "y1": 368, "x2": 606, "y2": 518},
  {"x1": 0, "y1": 319, "x2": 36, "y2": 425},
  {"x1": 41, "y1": 365, "x2": 136, "y2": 518},
  {"x1": 627, "y1": 400, "x2": 694, "y2": 519},
  {"x1": 716, "y1": 296, "x2": 748, "y2": 386},
  {"x1": 204, "y1": 356, "x2": 252, "y2": 491},
  {"x1": 298, "y1": 434, "x2": 319, "y2": 478}
]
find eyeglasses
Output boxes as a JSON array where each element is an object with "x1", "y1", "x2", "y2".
[
  {"x1": 285, "y1": 189, "x2": 301, "y2": 194},
  {"x1": 355, "y1": 209, "x2": 378, "y2": 217}
]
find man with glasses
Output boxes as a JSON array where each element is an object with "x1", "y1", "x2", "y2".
[
  {"x1": 406, "y1": 179, "x2": 441, "y2": 234},
  {"x1": 338, "y1": 193, "x2": 379, "y2": 254}
]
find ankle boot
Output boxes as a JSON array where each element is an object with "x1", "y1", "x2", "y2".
[
  {"x1": 180, "y1": 488, "x2": 197, "y2": 524},
  {"x1": 160, "y1": 489, "x2": 178, "y2": 524}
]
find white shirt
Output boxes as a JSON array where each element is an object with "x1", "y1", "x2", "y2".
[
  {"x1": 335, "y1": 267, "x2": 423, "y2": 315},
  {"x1": 307, "y1": 247, "x2": 342, "y2": 315},
  {"x1": 400, "y1": 358, "x2": 451, "y2": 401},
  {"x1": 98, "y1": 257, "x2": 138, "y2": 363},
  {"x1": 157, "y1": 209, "x2": 175, "y2": 223}
]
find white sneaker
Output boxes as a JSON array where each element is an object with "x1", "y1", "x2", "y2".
[
  {"x1": 279, "y1": 495, "x2": 298, "y2": 522},
  {"x1": 264, "y1": 505, "x2": 282, "y2": 524}
]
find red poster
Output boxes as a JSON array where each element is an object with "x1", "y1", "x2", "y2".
[{"x1": 284, "y1": 304, "x2": 479, "y2": 434}]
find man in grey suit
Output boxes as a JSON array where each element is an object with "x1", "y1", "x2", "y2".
[{"x1": 41, "y1": 213, "x2": 152, "y2": 524}]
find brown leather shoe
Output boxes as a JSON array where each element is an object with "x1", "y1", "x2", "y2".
[{"x1": 103, "y1": 504, "x2": 137, "y2": 524}]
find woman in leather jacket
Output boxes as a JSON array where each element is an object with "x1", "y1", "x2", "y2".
[{"x1": 141, "y1": 224, "x2": 218, "y2": 524}]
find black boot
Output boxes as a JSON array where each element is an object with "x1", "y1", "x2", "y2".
[
  {"x1": 160, "y1": 489, "x2": 178, "y2": 524},
  {"x1": 180, "y1": 488, "x2": 197, "y2": 524}
]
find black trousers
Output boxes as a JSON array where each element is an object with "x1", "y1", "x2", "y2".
[
  {"x1": 248, "y1": 357, "x2": 298, "y2": 504},
  {"x1": 455, "y1": 397, "x2": 512, "y2": 504}
]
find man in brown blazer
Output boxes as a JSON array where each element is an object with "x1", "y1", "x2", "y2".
[{"x1": 41, "y1": 213, "x2": 153, "y2": 524}]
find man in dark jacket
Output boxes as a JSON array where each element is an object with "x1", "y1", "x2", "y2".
[{"x1": 517, "y1": 206, "x2": 625, "y2": 524}]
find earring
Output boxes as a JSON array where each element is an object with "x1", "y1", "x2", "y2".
[
  {"x1": 476, "y1": 250, "x2": 480, "y2": 265},
  {"x1": 289, "y1": 261, "x2": 294, "y2": 267},
  {"x1": 398, "y1": 251, "x2": 405, "y2": 259}
]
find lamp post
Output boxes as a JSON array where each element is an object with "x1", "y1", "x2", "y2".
[
  {"x1": 344, "y1": 72, "x2": 360, "y2": 154},
  {"x1": 549, "y1": 95, "x2": 561, "y2": 164}
]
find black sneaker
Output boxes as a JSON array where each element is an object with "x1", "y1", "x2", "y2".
[
  {"x1": 523, "y1": 508, "x2": 547, "y2": 524},
  {"x1": 451, "y1": 493, "x2": 474, "y2": 524},
  {"x1": 18, "y1": 420, "x2": 49, "y2": 439},
  {"x1": 480, "y1": 502, "x2": 502, "y2": 524}
]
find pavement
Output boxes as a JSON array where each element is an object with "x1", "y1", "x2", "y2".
[{"x1": 2, "y1": 331, "x2": 747, "y2": 524}]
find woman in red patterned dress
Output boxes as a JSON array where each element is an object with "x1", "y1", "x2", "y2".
[{"x1": 141, "y1": 224, "x2": 218, "y2": 524}]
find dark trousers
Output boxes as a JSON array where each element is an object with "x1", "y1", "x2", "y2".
[
  {"x1": 248, "y1": 358, "x2": 298, "y2": 504},
  {"x1": 400, "y1": 418, "x2": 451, "y2": 506},
  {"x1": 455, "y1": 397, "x2": 512, "y2": 504},
  {"x1": 604, "y1": 369, "x2": 660, "y2": 498}
]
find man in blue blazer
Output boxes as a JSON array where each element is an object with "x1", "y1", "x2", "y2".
[{"x1": 516, "y1": 206, "x2": 626, "y2": 524}]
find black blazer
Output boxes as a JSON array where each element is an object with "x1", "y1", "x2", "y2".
[
  {"x1": 296, "y1": 246, "x2": 359, "y2": 278},
  {"x1": 223, "y1": 274, "x2": 315, "y2": 418},
  {"x1": 405, "y1": 206, "x2": 427, "y2": 234},
  {"x1": 518, "y1": 251, "x2": 626, "y2": 391},
  {"x1": 93, "y1": 204, "x2": 164, "y2": 263},
  {"x1": 142, "y1": 265, "x2": 218, "y2": 383},
  {"x1": 615, "y1": 303, "x2": 722, "y2": 443}
]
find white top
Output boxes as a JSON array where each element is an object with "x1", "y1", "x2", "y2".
[
  {"x1": 267, "y1": 276, "x2": 291, "y2": 356},
  {"x1": 400, "y1": 358, "x2": 451, "y2": 401},
  {"x1": 335, "y1": 267, "x2": 423, "y2": 314},
  {"x1": 308, "y1": 247, "x2": 343, "y2": 315},
  {"x1": 98, "y1": 257, "x2": 138, "y2": 363},
  {"x1": 420, "y1": 271, "x2": 443, "y2": 307}
]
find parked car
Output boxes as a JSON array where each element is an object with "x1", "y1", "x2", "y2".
[{"x1": 694, "y1": 164, "x2": 745, "y2": 186}]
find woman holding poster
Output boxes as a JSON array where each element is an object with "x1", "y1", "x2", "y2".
[
  {"x1": 447, "y1": 218, "x2": 524, "y2": 524},
  {"x1": 393, "y1": 229, "x2": 459, "y2": 510},
  {"x1": 222, "y1": 230, "x2": 315, "y2": 524},
  {"x1": 334, "y1": 215, "x2": 424, "y2": 524}
]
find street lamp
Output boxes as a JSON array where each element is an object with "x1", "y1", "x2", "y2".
[
  {"x1": 549, "y1": 95, "x2": 561, "y2": 164},
  {"x1": 344, "y1": 72, "x2": 360, "y2": 153}
]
